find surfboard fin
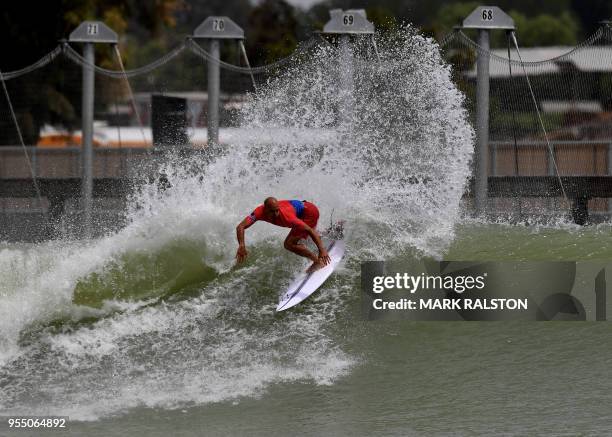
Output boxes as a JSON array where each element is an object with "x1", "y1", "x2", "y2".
[{"x1": 324, "y1": 220, "x2": 344, "y2": 240}]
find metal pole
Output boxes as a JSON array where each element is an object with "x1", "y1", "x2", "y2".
[
  {"x1": 608, "y1": 143, "x2": 612, "y2": 214},
  {"x1": 81, "y1": 42, "x2": 94, "y2": 238},
  {"x1": 207, "y1": 39, "x2": 220, "y2": 146},
  {"x1": 474, "y1": 29, "x2": 490, "y2": 214},
  {"x1": 339, "y1": 35, "x2": 354, "y2": 131}
]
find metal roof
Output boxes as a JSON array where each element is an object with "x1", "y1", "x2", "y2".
[{"x1": 462, "y1": 46, "x2": 612, "y2": 77}]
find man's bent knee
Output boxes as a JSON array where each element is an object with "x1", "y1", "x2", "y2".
[{"x1": 284, "y1": 237, "x2": 299, "y2": 251}]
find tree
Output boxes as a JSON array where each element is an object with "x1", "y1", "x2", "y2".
[
  {"x1": 427, "y1": 1, "x2": 479, "y2": 41},
  {"x1": 246, "y1": 0, "x2": 299, "y2": 65},
  {"x1": 509, "y1": 11, "x2": 579, "y2": 47},
  {"x1": 365, "y1": 6, "x2": 398, "y2": 34},
  {"x1": 430, "y1": 2, "x2": 580, "y2": 48},
  {"x1": 570, "y1": 0, "x2": 612, "y2": 36},
  {"x1": 0, "y1": 0, "x2": 183, "y2": 145}
]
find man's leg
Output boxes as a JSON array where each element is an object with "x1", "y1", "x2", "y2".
[{"x1": 284, "y1": 234, "x2": 318, "y2": 263}]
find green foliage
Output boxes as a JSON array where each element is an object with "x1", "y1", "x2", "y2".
[
  {"x1": 246, "y1": 0, "x2": 298, "y2": 64},
  {"x1": 365, "y1": 6, "x2": 398, "y2": 34},
  {"x1": 429, "y1": 1, "x2": 480, "y2": 40},
  {"x1": 0, "y1": 0, "x2": 182, "y2": 145},
  {"x1": 570, "y1": 0, "x2": 612, "y2": 36},
  {"x1": 509, "y1": 11, "x2": 579, "y2": 47},
  {"x1": 0, "y1": 0, "x2": 605, "y2": 146},
  {"x1": 599, "y1": 74, "x2": 612, "y2": 110},
  {"x1": 491, "y1": 111, "x2": 565, "y2": 136},
  {"x1": 431, "y1": 2, "x2": 581, "y2": 48}
]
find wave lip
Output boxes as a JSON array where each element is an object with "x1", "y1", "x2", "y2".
[
  {"x1": 0, "y1": 25, "x2": 472, "y2": 420},
  {"x1": 0, "y1": 258, "x2": 356, "y2": 421}
]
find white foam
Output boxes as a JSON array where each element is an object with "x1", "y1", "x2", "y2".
[{"x1": 0, "y1": 27, "x2": 472, "y2": 419}]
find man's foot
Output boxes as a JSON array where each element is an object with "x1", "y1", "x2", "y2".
[{"x1": 306, "y1": 260, "x2": 324, "y2": 273}]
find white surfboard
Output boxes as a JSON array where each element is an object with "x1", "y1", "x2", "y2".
[{"x1": 276, "y1": 238, "x2": 345, "y2": 312}]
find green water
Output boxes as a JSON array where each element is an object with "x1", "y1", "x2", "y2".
[
  {"x1": 446, "y1": 223, "x2": 612, "y2": 260},
  {"x1": 73, "y1": 240, "x2": 220, "y2": 307},
  {"x1": 66, "y1": 323, "x2": 612, "y2": 437},
  {"x1": 3, "y1": 223, "x2": 612, "y2": 436}
]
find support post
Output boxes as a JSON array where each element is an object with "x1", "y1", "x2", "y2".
[
  {"x1": 207, "y1": 39, "x2": 220, "y2": 146},
  {"x1": 69, "y1": 21, "x2": 118, "y2": 239},
  {"x1": 81, "y1": 42, "x2": 94, "y2": 238},
  {"x1": 338, "y1": 35, "x2": 354, "y2": 131},
  {"x1": 571, "y1": 196, "x2": 589, "y2": 225},
  {"x1": 322, "y1": 9, "x2": 374, "y2": 133},
  {"x1": 475, "y1": 29, "x2": 490, "y2": 213},
  {"x1": 193, "y1": 17, "x2": 244, "y2": 147},
  {"x1": 608, "y1": 142, "x2": 612, "y2": 214},
  {"x1": 462, "y1": 6, "x2": 515, "y2": 216}
]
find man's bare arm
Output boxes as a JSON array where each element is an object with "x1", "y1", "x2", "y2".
[
  {"x1": 304, "y1": 225, "x2": 331, "y2": 265},
  {"x1": 236, "y1": 217, "x2": 253, "y2": 263}
]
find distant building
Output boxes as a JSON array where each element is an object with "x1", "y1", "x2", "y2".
[
  {"x1": 461, "y1": 45, "x2": 612, "y2": 114},
  {"x1": 105, "y1": 91, "x2": 250, "y2": 129},
  {"x1": 464, "y1": 46, "x2": 612, "y2": 78}
]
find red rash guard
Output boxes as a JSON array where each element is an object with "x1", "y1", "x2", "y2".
[{"x1": 245, "y1": 200, "x2": 320, "y2": 240}]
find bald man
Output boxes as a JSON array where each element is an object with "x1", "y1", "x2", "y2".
[{"x1": 236, "y1": 197, "x2": 331, "y2": 273}]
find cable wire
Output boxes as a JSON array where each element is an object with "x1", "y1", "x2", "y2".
[
  {"x1": 509, "y1": 31, "x2": 570, "y2": 208},
  {"x1": 0, "y1": 70, "x2": 45, "y2": 213}
]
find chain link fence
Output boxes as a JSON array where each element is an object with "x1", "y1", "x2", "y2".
[
  {"x1": 440, "y1": 25, "x2": 612, "y2": 221},
  {"x1": 1, "y1": 24, "x2": 612, "y2": 238}
]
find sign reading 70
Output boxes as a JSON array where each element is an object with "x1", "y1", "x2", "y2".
[{"x1": 212, "y1": 19, "x2": 225, "y2": 31}]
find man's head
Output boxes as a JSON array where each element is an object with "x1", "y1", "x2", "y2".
[{"x1": 263, "y1": 197, "x2": 280, "y2": 219}]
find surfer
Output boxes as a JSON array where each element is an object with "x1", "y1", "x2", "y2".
[{"x1": 235, "y1": 197, "x2": 331, "y2": 272}]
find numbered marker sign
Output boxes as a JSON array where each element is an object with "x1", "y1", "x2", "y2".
[
  {"x1": 481, "y1": 9, "x2": 494, "y2": 21},
  {"x1": 462, "y1": 6, "x2": 514, "y2": 30},
  {"x1": 193, "y1": 16, "x2": 244, "y2": 39},
  {"x1": 69, "y1": 21, "x2": 118, "y2": 43},
  {"x1": 87, "y1": 23, "x2": 99, "y2": 35},
  {"x1": 343, "y1": 14, "x2": 354, "y2": 26},
  {"x1": 212, "y1": 19, "x2": 225, "y2": 31}
]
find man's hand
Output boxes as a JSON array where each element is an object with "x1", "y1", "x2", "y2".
[
  {"x1": 236, "y1": 218, "x2": 252, "y2": 264},
  {"x1": 304, "y1": 226, "x2": 331, "y2": 267},
  {"x1": 318, "y1": 249, "x2": 331, "y2": 266},
  {"x1": 236, "y1": 245, "x2": 248, "y2": 264}
]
